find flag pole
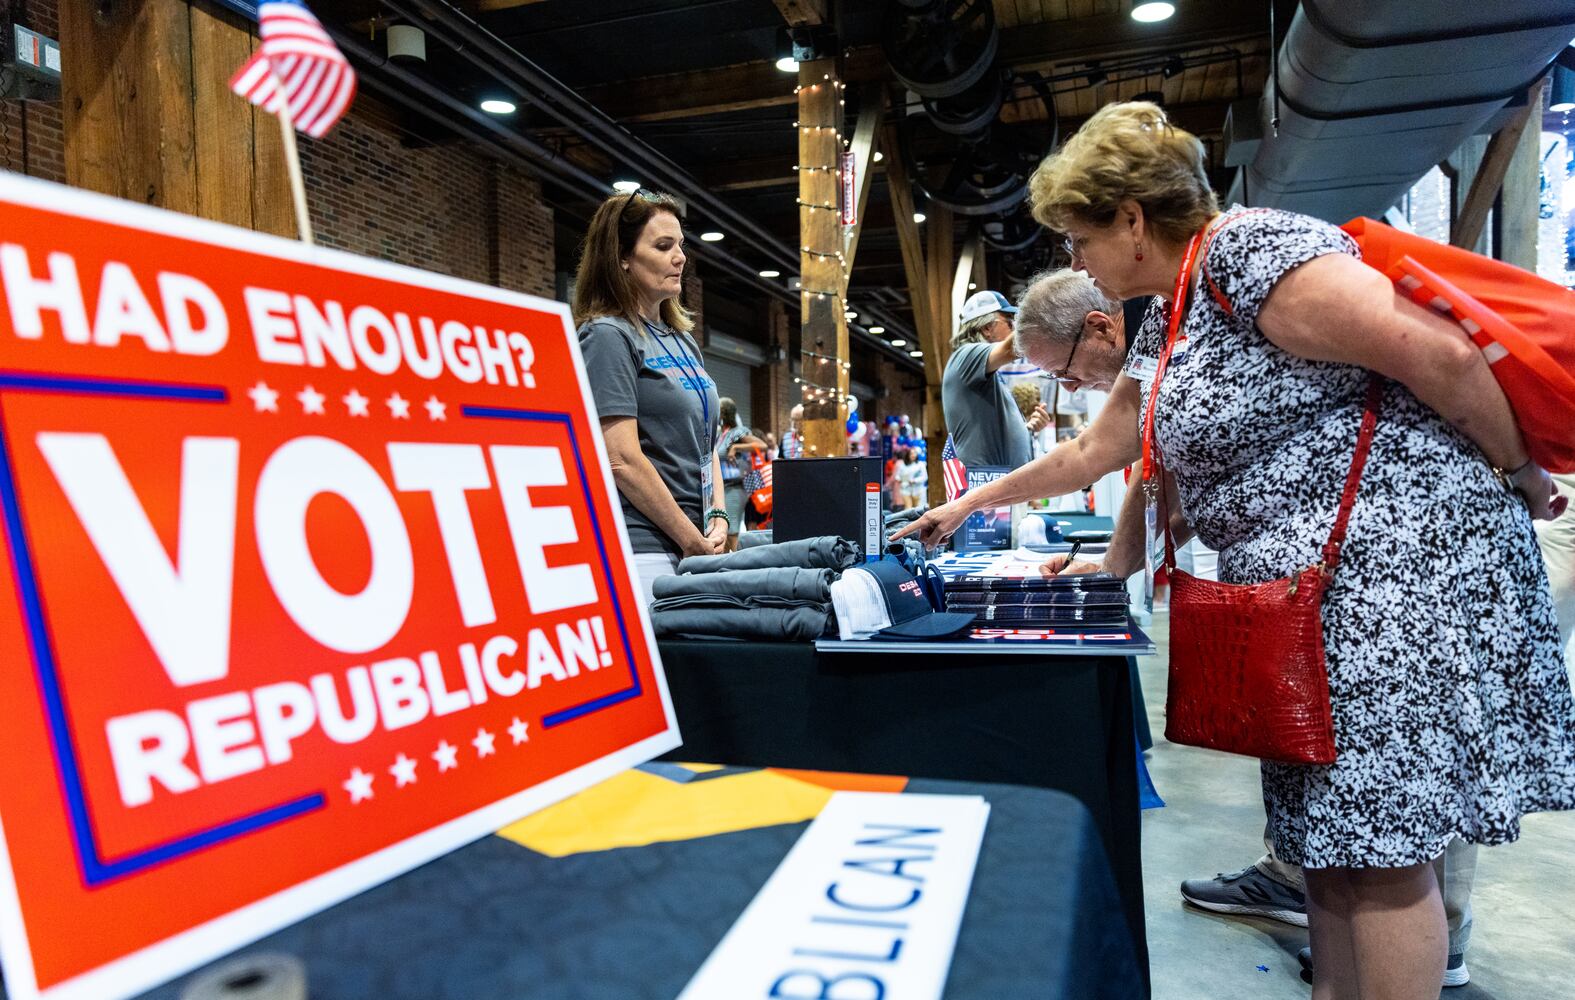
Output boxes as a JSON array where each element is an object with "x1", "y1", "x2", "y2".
[{"x1": 276, "y1": 104, "x2": 315, "y2": 246}]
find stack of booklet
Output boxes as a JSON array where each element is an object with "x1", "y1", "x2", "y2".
[{"x1": 942, "y1": 571, "x2": 1130, "y2": 629}]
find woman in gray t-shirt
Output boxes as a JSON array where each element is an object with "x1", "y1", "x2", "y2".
[{"x1": 573, "y1": 190, "x2": 728, "y2": 605}]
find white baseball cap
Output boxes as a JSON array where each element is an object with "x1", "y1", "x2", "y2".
[{"x1": 957, "y1": 289, "x2": 1018, "y2": 325}]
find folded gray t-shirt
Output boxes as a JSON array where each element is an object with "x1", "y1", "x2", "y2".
[{"x1": 579, "y1": 316, "x2": 718, "y2": 555}]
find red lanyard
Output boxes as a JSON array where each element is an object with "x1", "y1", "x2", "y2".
[{"x1": 1140, "y1": 226, "x2": 1208, "y2": 484}]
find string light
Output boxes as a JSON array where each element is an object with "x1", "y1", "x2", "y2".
[{"x1": 791, "y1": 71, "x2": 875, "y2": 388}]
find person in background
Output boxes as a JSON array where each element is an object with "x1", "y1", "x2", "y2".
[
  {"x1": 762, "y1": 430, "x2": 779, "y2": 461},
  {"x1": 574, "y1": 188, "x2": 728, "y2": 605},
  {"x1": 715, "y1": 398, "x2": 764, "y2": 550},
  {"x1": 896, "y1": 447, "x2": 928, "y2": 510},
  {"x1": 780, "y1": 404, "x2": 805, "y2": 459},
  {"x1": 900, "y1": 101, "x2": 1574, "y2": 1000},
  {"x1": 942, "y1": 289, "x2": 1051, "y2": 470}
]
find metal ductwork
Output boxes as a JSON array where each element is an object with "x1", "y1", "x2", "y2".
[{"x1": 1233, "y1": 1, "x2": 1575, "y2": 223}]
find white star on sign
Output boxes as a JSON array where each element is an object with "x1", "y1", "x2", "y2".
[
  {"x1": 423, "y1": 395, "x2": 447, "y2": 421},
  {"x1": 472, "y1": 727, "x2": 496, "y2": 758},
  {"x1": 508, "y1": 717, "x2": 530, "y2": 745},
  {"x1": 386, "y1": 392, "x2": 411, "y2": 419},
  {"x1": 296, "y1": 385, "x2": 326, "y2": 415},
  {"x1": 247, "y1": 381, "x2": 280, "y2": 413},
  {"x1": 343, "y1": 767, "x2": 374, "y2": 804},
  {"x1": 432, "y1": 740, "x2": 459, "y2": 772},
  {"x1": 389, "y1": 753, "x2": 418, "y2": 787},
  {"x1": 343, "y1": 388, "x2": 370, "y2": 417}
]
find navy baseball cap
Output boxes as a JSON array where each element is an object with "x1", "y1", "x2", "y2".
[
  {"x1": 957, "y1": 289, "x2": 1019, "y2": 325},
  {"x1": 831, "y1": 560, "x2": 976, "y2": 641}
]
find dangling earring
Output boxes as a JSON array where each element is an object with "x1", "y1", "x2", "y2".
[{"x1": 1134, "y1": 244, "x2": 1144, "y2": 261}]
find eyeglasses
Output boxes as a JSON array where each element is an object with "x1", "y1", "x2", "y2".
[
  {"x1": 1046, "y1": 325, "x2": 1085, "y2": 384},
  {"x1": 617, "y1": 187, "x2": 657, "y2": 221},
  {"x1": 1061, "y1": 234, "x2": 1088, "y2": 262}
]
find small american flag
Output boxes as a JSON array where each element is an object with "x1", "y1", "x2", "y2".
[
  {"x1": 941, "y1": 436, "x2": 967, "y2": 503},
  {"x1": 230, "y1": 1, "x2": 357, "y2": 138}
]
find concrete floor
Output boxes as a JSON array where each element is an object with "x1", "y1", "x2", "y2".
[{"x1": 1137, "y1": 609, "x2": 1575, "y2": 1000}]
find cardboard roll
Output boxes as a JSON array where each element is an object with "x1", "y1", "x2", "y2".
[{"x1": 883, "y1": 0, "x2": 998, "y2": 99}]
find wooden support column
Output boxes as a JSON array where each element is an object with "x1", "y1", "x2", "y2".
[
  {"x1": 883, "y1": 120, "x2": 954, "y2": 506},
  {"x1": 925, "y1": 206, "x2": 955, "y2": 372},
  {"x1": 62, "y1": 0, "x2": 296, "y2": 235},
  {"x1": 764, "y1": 298, "x2": 791, "y2": 436},
  {"x1": 951, "y1": 233, "x2": 979, "y2": 357},
  {"x1": 797, "y1": 57, "x2": 848, "y2": 458},
  {"x1": 1452, "y1": 77, "x2": 1545, "y2": 252},
  {"x1": 1499, "y1": 77, "x2": 1548, "y2": 270}
]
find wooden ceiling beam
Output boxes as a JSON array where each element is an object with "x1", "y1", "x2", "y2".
[
  {"x1": 577, "y1": 3, "x2": 1261, "y2": 124},
  {"x1": 581, "y1": 49, "x2": 888, "y2": 124},
  {"x1": 773, "y1": 0, "x2": 825, "y2": 26},
  {"x1": 999, "y1": 0, "x2": 1265, "y2": 71},
  {"x1": 466, "y1": 0, "x2": 555, "y2": 11}
]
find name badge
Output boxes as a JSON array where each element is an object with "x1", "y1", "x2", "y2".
[{"x1": 1125, "y1": 355, "x2": 1159, "y2": 382}]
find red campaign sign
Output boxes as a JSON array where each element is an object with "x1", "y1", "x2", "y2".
[{"x1": 0, "y1": 174, "x2": 679, "y2": 1000}]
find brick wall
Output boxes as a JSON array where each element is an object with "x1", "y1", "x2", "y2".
[
  {"x1": 5, "y1": 0, "x2": 554, "y2": 300},
  {"x1": 298, "y1": 102, "x2": 554, "y2": 300},
  {"x1": 870, "y1": 356, "x2": 927, "y2": 434},
  {"x1": 752, "y1": 299, "x2": 794, "y2": 439},
  {"x1": 0, "y1": 1, "x2": 64, "y2": 182}
]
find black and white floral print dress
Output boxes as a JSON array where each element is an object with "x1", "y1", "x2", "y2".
[{"x1": 1132, "y1": 206, "x2": 1575, "y2": 869}]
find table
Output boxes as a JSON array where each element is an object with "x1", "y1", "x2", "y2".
[
  {"x1": 116, "y1": 771, "x2": 1142, "y2": 1000},
  {"x1": 656, "y1": 639, "x2": 1150, "y2": 995}
]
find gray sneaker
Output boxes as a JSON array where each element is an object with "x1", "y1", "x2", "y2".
[{"x1": 1180, "y1": 864, "x2": 1308, "y2": 927}]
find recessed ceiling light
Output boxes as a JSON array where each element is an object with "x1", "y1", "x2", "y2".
[
  {"x1": 868, "y1": 326, "x2": 885, "y2": 334},
  {"x1": 758, "y1": 269, "x2": 781, "y2": 278},
  {"x1": 968, "y1": 282, "x2": 977, "y2": 290},
  {"x1": 480, "y1": 98, "x2": 517, "y2": 115},
  {"x1": 908, "y1": 350, "x2": 924, "y2": 357},
  {"x1": 1131, "y1": 2, "x2": 1175, "y2": 23},
  {"x1": 844, "y1": 311, "x2": 858, "y2": 321},
  {"x1": 873, "y1": 151, "x2": 884, "y2": 162},
  {"x1": 776, "y1": 56, "x2": 798, "y2": 73},
  {"x1": 699, "y1": 231, "x2": 725, "y2": 242},
  {"x1": 890, "y1": 339, "x2": 906, "y2": 347},
  {"x1": 913, "y1": 212, "x2": 926, "y2": 224},
  {"x1": 611, "y1": 180, "x2": 641, "y2": 194}
]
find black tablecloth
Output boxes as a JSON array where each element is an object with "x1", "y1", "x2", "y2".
[
  {"x1": 657, "y1": 638, "x2": 1149, "y2": 994},
  {"x1": 113, "y1": 775, "x2": 1141, "y2": 1000}
]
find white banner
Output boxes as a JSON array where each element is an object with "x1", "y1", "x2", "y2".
[{"x1": 679, "y1": 791, "x2": 989, "y2": 1000}]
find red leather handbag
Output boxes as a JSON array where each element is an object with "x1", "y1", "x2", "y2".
[{"x1": 1145, "y1": 226, "x2": 1382, "y2": 766}]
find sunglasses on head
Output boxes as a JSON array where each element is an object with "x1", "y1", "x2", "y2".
[{"x1": 618, "y1": 187, "x2": 658, "y2": 221}]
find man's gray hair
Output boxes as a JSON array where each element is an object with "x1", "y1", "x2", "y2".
[
  {"x1": 1013, "y1": 270, "x2": 1117, "y2": 363},
  {"x1": 950, "y1": 311, "x2": 1000, "y2": 351}
]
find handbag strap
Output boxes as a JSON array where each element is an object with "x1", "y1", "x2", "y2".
[{"x1": 1321, "y1": 375, "x2": 1383, "y2": 570}]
